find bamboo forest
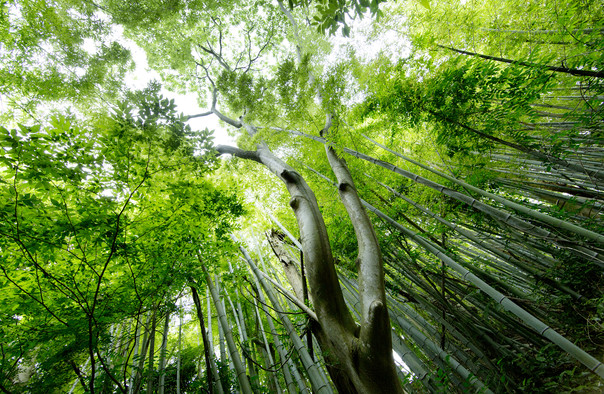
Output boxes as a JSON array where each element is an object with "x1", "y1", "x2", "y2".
[{"x1": 1, "y1": 0, "x2": 603, "y2": 392}]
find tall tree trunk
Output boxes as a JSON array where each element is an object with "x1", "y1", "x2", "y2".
[
  {"x1": 252, "y1": 300, "x2": 282, "y2": 394},
  {"x1": 249, "y1": 264, "x2": 302, "y2": 393},
  {"x1": 215, "y1": 295, "x2": 228, "y2": 387},
  {"x1": 205, "y1": 287, "x2": 225, "y2": 394},
  {"x1": 370, "y1": 175, "x2": 584, "y2": 299},
  {"x1": 218, "y1": 142, "x2": 405, "y2": 393},
  {"x1": 190, "y1": 285, "x2": 215, "y2": 394},
  {"x1": 239, "y1": 242, "x2": 332, "y2": 393},
  {"x1": 200, "y1": 259, "x2": 254, "y2": 394},
  {"x1": 360, "y1": 197, "x2": 604, "y2": 378},
  {"x1": 176, "y1": 299, "x2": 182, "y2": 394},
  {"x1": 128, "y1": 315, "x2": 143, "y2": 394},
  {"x1": 157, "y1": 311, "x2": 171, "y2": 394},
  {"x1": 133, "y1": 309, "x2": 153, "y2": 394},
  {"x1": 226, "y1": 260, "x2": 257, "y2": 383},
  {"x1": 145, "y1": 306, "x2": 158, "y2": 394}
]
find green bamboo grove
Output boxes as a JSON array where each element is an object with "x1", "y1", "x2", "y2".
[{"x1": 0, "y1": 0, "x2": 602, "y2": 392}]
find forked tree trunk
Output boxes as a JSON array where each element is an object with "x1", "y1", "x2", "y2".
[{"x1": 217, "y1": 143, "x2": 404, "y2": 393}]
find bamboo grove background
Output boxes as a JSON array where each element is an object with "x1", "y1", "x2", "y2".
[{"x1": 1, "y1": 0, "x2": 603, "y2": 392}]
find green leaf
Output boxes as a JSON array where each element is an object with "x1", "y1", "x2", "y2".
[{"x1": 418, "y1": 0, "x2": 430, "y2": 9}]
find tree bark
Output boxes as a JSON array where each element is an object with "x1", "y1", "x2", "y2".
[
  {"x1": 190, "y1": 285, "x2": 215, "y2": 394},
  {"x1": 218, "y1": 143, "x2": 404, "y2": 393},
  {"x1": 158, "y1": 311, "x2": 171, "y2": 394},
  {"x1": 200, "y1": 259, "x2": 253, "y2": 394},
  {"x1": 266, "y1": 230, "x2": 305, "y2": 300},
  {"x1": 145, "y1": 307, "x2": 158, "y2": 394},
  {"x1": 324, "y1": 144, "x2": 402, "y2": 393}
]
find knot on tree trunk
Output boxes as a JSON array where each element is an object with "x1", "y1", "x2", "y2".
[
  {"x1": 289, "y1": 196, "x2": 300, "y2": 209},
  {"x1": 338, "y1": 182, "x2": 350, "y2": 191},
  {"x1": 280, "y1": 169, "x2": 297, "y2": 183},
  {"x1": 361, "y1": 300, "x2": 388, "y2": 348}
]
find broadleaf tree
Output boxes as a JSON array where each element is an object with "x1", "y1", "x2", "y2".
[{"x1": 0, "y1": 0, "x2": 603, "y2": 392}]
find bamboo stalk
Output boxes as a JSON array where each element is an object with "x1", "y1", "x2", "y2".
[
  {"x1": 238, "y1": 241, "x2": 333, "y2": 393},
  {"x1": 363, "y1": 135, "x2": 604, "y2": 245},
  {"x1": 363, "y1": 200, "x2": 604, "y2": 378},
  {"x1": 200, "y1": 260, "x2": 254, "y2": 394}
]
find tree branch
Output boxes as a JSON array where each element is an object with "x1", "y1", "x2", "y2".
[
  {"x1": 215, "y1": 145, "x2": 260, "y2": 162},
  {"x1": 197, "y1": 42, "x2": 232, "y2": 72},
  {"x1": 266, "y1": 230, "x2": 305, "y2": 300},
  {"x1": 185, "y1": 111, "x2": 213, "y2": 120},
  {"x1": 220, "y1": 143, "x2": 356, "y2": 332}
]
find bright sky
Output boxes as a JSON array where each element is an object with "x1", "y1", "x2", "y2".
[{"x1": 122, "y1": 39, "x2": 236, "y2": 147}]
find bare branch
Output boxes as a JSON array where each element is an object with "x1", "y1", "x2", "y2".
[
  {"x1": 223, "y1": 143, "x2": 356, "y2": 331},
  {"x1": 196, "y1": 42, "x2": 232, "y2": 72},
  {"x1": 212, "y1": 108, "x2": 243, "y2": 128},
  {"x1": 215, "y1": 145, "x2": 260, "y2": 162},
  {"x1": 185, "y1": 111, "x2": 213, "y2": 120},
  {"x1": 245, "y1": 27, "x2": 276, "y2": 74},
  {"x1": 266, "y1": 230, "x2": 305, "y2": 300},
  {"x1": 194, "y1": 57, "x2": 216, "y2": 88}
]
